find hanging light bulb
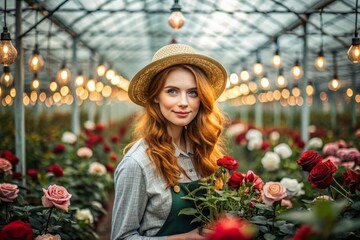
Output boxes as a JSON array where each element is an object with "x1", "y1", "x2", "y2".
[
  {"x1": 329, "y1": 51, "x2": 341, "y2": 91},
  {"x1": 96, "y1": 62, "x2": 107, "y2": 77},
  {"x1": 75, "y1": 70, "x2": 87, "y2": 87},
  {"x1": 0, "y1": 26, "x2": 17, "y2": 66},
  {"x1": 306, "y1": 81, "x2": 315, "y2": 96},
  {"x1": 32, "y1": 73, "x2": 40, "y2": 90},
  {"x1": 253, "y1": 53, "x2": 263, "y2": 77},
  {"x1": 105, "y1": 68, "x2": 116, "y2": 81},
  {"x1": 229, "y1": 73, "x2": 239, "y2": 85},
  {"x1": 56, "y1": 62, "x2": 71, "y2": 85},
  {"x1": 168, "y1": 0, "x2": 185, "y2": 30},
  {"x1": 87, "y1": 76, "x2": 96, "y2": 92},
  {"x1": 28, "y1": 44, "x2": 44, "y2": 73},
  {"x1": 239, "y1": 68, "x2": 250, "y2": 82},
  {"x1": 49, "y1": 80, "x2": 58, "y2": 92},
  {"x1": 290, "y1": 59, "x2": 303, "y2": 79},
  {"x1": 347, "y1": 37, "x2": 360, "y2": 63},
  {"x1": 0, "y1": 66, "x2": 13, "y2": 87},
  {"x1": 291, "y1": 84, "x2": 301, "y2": 97},
  {"x1": 328, "y1": 76, "x2": 341, "y2": 91},
  {"x1": 275, "y1": 68, "x2": 287, "y2": 88},
  {"x1": 315, "y1": 10, "x2": 326, "y2": 70},
  {"x1": 314, "y1": 50, "x2": 326, "y2": 70},
  {"x1": 259, "y1": 74, "x2": 270, "y2": 90},
  {"x1": 0, "y1": 0, "x2": 17, "y2": 66},
  {"x1": 272, "y1": 49, "x2": 282, "y2": 68},
  {"x1": 347, "y1": 0, "x2": 360, "y2": 63},
  {"x1": 271, "y1": 38, "x2": 282, "y2": 68}
]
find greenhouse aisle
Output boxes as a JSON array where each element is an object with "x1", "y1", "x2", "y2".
[{"x1": 96, "y1": 192, "x2": 114, "y2": 240}]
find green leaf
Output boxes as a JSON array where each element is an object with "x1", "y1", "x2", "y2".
[
  {"x1": 279, "y1": 223, "x2": 295, "y2": 235},
  {"x1": 250, "y1": 216, "x2": 268, "y2": 225},
  {"x1": 332, "y1": 218, "x2": 360, "y2": 235},
  {"x1": 178, "y1": 208, "x2": 198, "y2": 216},
  {"x1": 264, "y1": 233, "x2": 276, "y2": 240}
]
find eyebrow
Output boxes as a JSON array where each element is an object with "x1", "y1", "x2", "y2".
[{"x1": 164, "y1": 85, "x2": 197, "y2": 90}]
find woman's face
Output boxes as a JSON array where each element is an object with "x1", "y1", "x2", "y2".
[{"x1": 155, "y1": 67, "x2": 200, "y2": 130}]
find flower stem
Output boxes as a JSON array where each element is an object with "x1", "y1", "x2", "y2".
[
  {"x1": 5, "y1": 203, "x2": 9, "y2": 223},
  {"x1": 330, "y1": 185, "x2": 353, "y2": 203},
  {"x1": 331, "y1": 177, "x2": 353, "y2": 203},
  {"x1": 45, "y1": 207, "x2": 53, "y2": 234}
]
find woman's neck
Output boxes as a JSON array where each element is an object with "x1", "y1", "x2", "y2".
[{"x1": 167, "y1": 125, "x2": 186, "y2": 151}]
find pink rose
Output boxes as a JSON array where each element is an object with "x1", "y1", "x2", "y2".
[
  {"x1": 0, "y1": 183, "x2": 19, "y2": 202},
  {"x1": 35, "y1": 234, "x2": 61, "y2": 240},
  {"x1": 322, "y1": 143, "x2": 338, "y2": 156},
  {"x1": 262, "y1": 182, "x2": 287, "y2": 206},
  {"x1": 42, "y1": 185, "x2": 72, "y2": 211},
  {"x1": 0, "y1": 158, "x2": 13, "y2": 175},
  {"x1": 323, "y1": 156, "x2": 341, "y2": 167}
]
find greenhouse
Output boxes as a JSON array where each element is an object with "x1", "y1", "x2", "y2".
[{"x1": 0, "y1": 0, "x2": 359, "y2": 239}]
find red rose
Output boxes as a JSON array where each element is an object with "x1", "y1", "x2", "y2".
[
  {"x1": 208, "y1": 216, "x2": 255, "y2": 240},
  {"x1": 0, "y1": 150, "x2": 19, "y2": 166},
  {"x1": 342, "y1": 169, "x2": 360, "y2": 193},
  {"x1": 217, "y1": 156, "x2": 239, "y2": 171},
  {"x1": 245, "y1": 170, "x2": 264, "y2": 190},
  {"x1": 48, "y1": 164, "x2": 64, "y2": 177},
  {"x1": 110, "y1": 135, "x2": 121, "y2": 143},
  {"x1": 308, "y1": 160, "x2": 337, "y2": 189},
  {"x1": 228, "y1": 172, "x2": 245, "y2": 189},
  {"x1": 292, "y1": 225, "x2": 319, "y2": 240},
  {"x1": 27, "y1": 168, "x2": 38, "y2": 180},
  {"x1": 105, "y1": 163, "x2": 115, "y2": 173},
  {"x1": 52, "y1": 144, "x2": 65, "y2": 154},
  {"x1": 0, "y1": 220, "x2": 33, "y2": 240},
  {"x1": 297, "y1": 150, "x2": 322, "y2": 172},
  {"x1": 103, "y1": 144, "x2": 111, "y2": 153}
]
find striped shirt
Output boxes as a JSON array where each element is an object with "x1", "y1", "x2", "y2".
[{"x1": 111, "y1": 139, "x2": 200, "y2": 240}]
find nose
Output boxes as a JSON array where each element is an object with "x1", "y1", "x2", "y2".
[{"x1": 178, "y1": 92, "x2": 188, "y2": 107}]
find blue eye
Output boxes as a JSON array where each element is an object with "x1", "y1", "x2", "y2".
[
  {"x1": 167, "y1": 89, "x2": 177, "y2": 95},
  {"x1": 188, "y1": 90, "x2": 198, "y2": 97}
]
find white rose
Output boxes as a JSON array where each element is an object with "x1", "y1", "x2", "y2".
[
  {"x1": 245, "y1": 129, "x2": 263, "y2": 141},
  {"x1": 247, "y1": 138, "x2": 263, "y2": 151},
  {"x1": 61, "y1": 131, "x2": 77, "y2": 144},
  {"x1": 274, "y1": 143, "x2": 292, "y2": 159},
  {"x1": 307, "y1": 137, "x2": 323, "y2": 150},
  {"x1": 75, "y1": 209, "x2": 94, "y2": 224},
  {"x1": 88, "y1": 162, "x2": 106, "y2": 176},
  {"x1": 280, "y1": 177, "x2": 304, "y2": 197},
  {"x1": 261, "y1": 152, "x2": 280, "y2": 171}
]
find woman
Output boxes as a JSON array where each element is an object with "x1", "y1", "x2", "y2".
[{"x1": 111, "y1": 44, "x2": 228, "y2": 240}]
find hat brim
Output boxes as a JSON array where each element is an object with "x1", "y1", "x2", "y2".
[{"x1": 128, "y1": 53, "x2": 228, "y2": 106}]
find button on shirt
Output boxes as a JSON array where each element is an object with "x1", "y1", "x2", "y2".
[{"x1": 111, "y1": 139, "x2": 200, "y2": 240}]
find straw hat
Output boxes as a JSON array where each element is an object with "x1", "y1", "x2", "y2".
[{"x1": 128, "y1": 43, "x2": 228, "y2": 106}]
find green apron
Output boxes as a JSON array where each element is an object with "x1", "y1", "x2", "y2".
[{"x1": 155, "y1": 181, "x2": 201, "y2": 236}]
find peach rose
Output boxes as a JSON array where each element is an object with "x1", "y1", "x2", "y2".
[
  {"x1": 42, "y1": 185, "x2": 72, "y2": 212},
  {"x1": 0, "y1": 183, "x2": 19, "y2": 202},
  {"x1": 35, "y1": 234, "x2": 61, "y2": 240},
  {"x1": 262, "y1": 182, "x2": 287, "y2": 206},
  {"x1": 0, "y1": 158, "x2": 13, "y2": 175},
  {"x1": 76, "y1": 147, "x2": 93, "y2": 158}
]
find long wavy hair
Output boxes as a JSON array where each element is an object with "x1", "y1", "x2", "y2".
[{"x1": 125, "y1": 64, "x2": 227, "y2": 188}]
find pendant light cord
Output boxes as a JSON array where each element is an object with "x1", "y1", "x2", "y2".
[
  {"x1": 320, "y1": 9, "x2": 324, "y2": 51},
  {"x1": 355, "y1": 0, "x2": 358, "y2": 37},
  {"x1": 4, "y1": 0, "x2": 7, "y2": 27}
]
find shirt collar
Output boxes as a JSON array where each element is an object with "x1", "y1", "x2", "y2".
[{"x1": 174, "y1": 136, "x2": 193, "y2": 157}]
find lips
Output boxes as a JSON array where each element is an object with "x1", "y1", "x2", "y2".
[{"x1": 174, "y1": 111, "x2": 190, "y2": 117}]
